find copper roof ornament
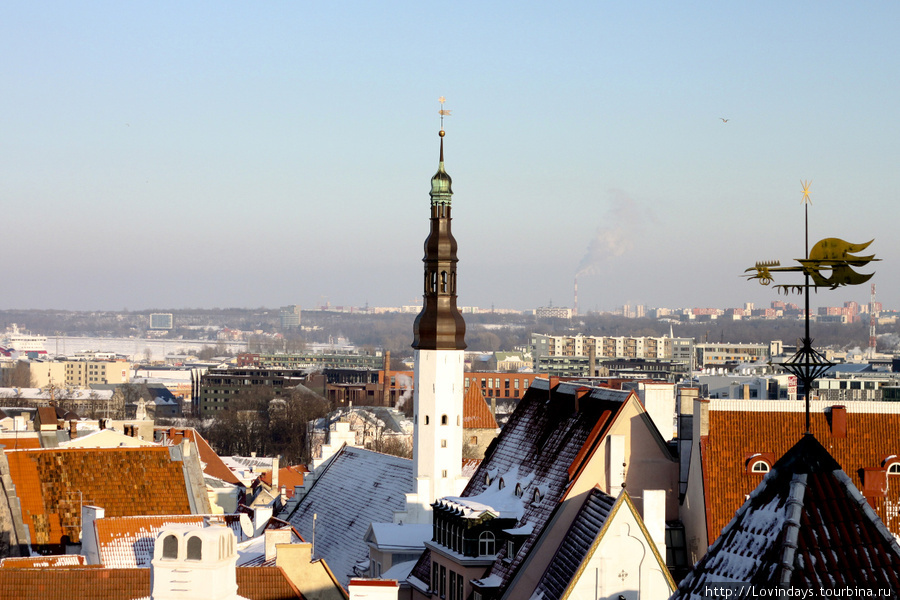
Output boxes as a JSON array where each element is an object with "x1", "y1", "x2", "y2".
[{"x1": 743, "y1": 181, "x2": 879, "y2": 434}]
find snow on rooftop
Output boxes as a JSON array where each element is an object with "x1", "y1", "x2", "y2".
[
  {"x1": 440, "y1": 466, "x2": 532, "y2": 520},
  {"x1": 370, "y1": 523, "x2": 432, "y2": 550},
  {"x1": 381, "y1": 558, "x2": 419, "y2": 582}
]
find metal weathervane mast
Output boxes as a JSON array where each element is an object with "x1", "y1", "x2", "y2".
[{"x1": 743, "y1": 181, "x2": 879, "y2": 434}]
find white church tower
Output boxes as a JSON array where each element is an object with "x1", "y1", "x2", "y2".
[{"x1": 398, "y1": 109, "x2": 468, "y2": 525}]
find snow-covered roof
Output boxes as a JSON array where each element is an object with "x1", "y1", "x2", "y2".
[
  {"x1": 673, "y1": 434, "x2": 900, "y2": 596},
  {"x1": 278, "y1": 445, "x2": 413, "y2": 586},
  {"x1": 368, "y1": 523, "x2": 432, "y2": 550}
]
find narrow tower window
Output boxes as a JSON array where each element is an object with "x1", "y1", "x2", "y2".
[
  {"x1": 441, "y1": 271, "x2": 448, "y2": 292},
  {"x1": 187, "y1": 536, "x2": 202, "y2": 561},
  {"x1": 441, "y1": 414, "x2": 448, "y2": 425},
  {"x1": 162, "y1": 535, "x2": 178, "y2": 559}
]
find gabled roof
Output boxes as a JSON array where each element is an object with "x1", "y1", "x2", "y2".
[
  {"x1": 278, "y1": 445, "x2": 413, "y2": 586},
  {"x1": 0, "y1": 566, "x2": 304, "y2": 600},
  {"x1": 94, "y1": 514, "x2": 252, "y2": 568},
  {"x1": 531, "y1": 488, "x2": 674, "y2": 600},
  {"x1": 156, "y1": 427, "x2": 242, "y2": 486},
  {"x1": 700, "y1": 400, "x2": 900, "y2": 545},
  {"x1": 675, "y1": 434, "x2": 900, "y2": 595},
  {"x1": 411, "y1": 379, "x2": 637, "y2": 596},
  {"x1": 463, "y1": 384, "x2": 498, "y2": 430},
  {"x1": 4, "y1": 446, "x2": 193, "y2": 549}
]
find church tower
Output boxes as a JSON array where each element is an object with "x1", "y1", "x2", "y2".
[{"x1": 403, "y1": 105, "x2": 468, "y2": 524}]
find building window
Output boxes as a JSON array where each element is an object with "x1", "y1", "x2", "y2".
[
  {"x1": 478, "y1": 531, "x2": 495, "y2": 556},
  {"x1": 515, "y1": 483, "x2": 523, "y2": 498},
  {"x1": 441, "y1": 414, "x2": 448, "y2": 425},
  {"x1": 186, "y1": 536, "x2": 202, "y2": 561},
  {"x1": 433, "y1": 562, "x2": 440, "y2": 591},
  {"x1": 442, "y1": 470, "x2": 448, "y2": 478},
  {"x1": 440, "y1": 565, "x2": 446, "y2": 598},
  {"x1": 441, "y1": 439, "x2": 447, "y2": 448},
  {"x1": 889, "y1": 463, "x2": 900, "y2": 475},
  {"x1": 450, "y1": 571, "x2": 457, "y2": 600},
  {"x1": 162, "y1": 535, "x2": 178, "y2": 559},
  {"x1": 751, "y1": 460, "x2": 770, "y2": 473},
  {"x1": 507, "y1": 539, "x2": 517, "y2": 558}
]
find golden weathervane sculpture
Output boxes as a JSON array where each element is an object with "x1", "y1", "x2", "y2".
[{"x1": 743, "y1": 181, "x2": 879, "y2": 434}]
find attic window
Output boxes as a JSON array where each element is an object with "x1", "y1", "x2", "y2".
[
  {"x1": 889, "y1": 463, "x2": 900, "y2": 475},
  {"x1": 484, "y1": 473, "x2": 491, "y2": 486},
  {"x1": 533, "y1": 489, "x2": 543, "y2": 503},
  {"x1": 498, "y1": 478, "x2": 505, "y2": 490},
  {"x1": 515, "y1": 483, "x2": 523, "y2": 498},
  {"x1": 751, "y1": 460, "x2": 770, "y2": 474}
]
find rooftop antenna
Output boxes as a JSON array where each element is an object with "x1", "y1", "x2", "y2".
[{"x1": 744, "y1": 181, "x2": 879, "y2": 435}]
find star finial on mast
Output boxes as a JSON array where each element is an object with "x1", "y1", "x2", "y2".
[{"x1": 801, "y1": 180, "x2": 812, "y2": 204}]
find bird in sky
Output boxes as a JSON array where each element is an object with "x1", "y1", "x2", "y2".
[{"x1": 720, "y1": 118, "x2": 729, "y2": 123}]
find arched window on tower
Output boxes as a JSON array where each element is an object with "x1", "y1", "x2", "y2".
[
  {"x1": 441, "y1": 271, "x2": 448, "y2": 293},
  {"x1": 441, "y1": 414, "x2": 448, "y2": 425},
  {"x1": 431, "y1": 271, "x2": 438, "y2": 293},
  {"x1": 187, "y1": 536, "x2": 202, "y2": 561},
  {"x1": 162, "y1": 535, "x2": 178, "y2": 560}
]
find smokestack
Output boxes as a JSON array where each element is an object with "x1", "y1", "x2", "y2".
[
  {"x1": 574, "y1": 276, "x2": 578, "y2": 317},
  {"x1": 383, "y1": 351, "x2": 391, "y2": 407}
]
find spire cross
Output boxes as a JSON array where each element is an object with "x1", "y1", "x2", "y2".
[{"x1": 438, "y1": 96, "x2": 451, "y2": 131}]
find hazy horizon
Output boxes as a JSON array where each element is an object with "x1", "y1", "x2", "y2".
[{"x1": 4, "y1": 3, "x2": 897, "y2": 313}]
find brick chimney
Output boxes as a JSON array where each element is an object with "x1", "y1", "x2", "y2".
[{"x1": 830, "y1": 405, "x2": 847, "y2": 438}]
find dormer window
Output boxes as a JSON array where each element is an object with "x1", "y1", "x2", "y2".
[
  {"x1": 515, "y1": 483, "x2": 523, "y2": 498},
  {"x1": 889, "y1": 463, "x2": 900, "y2": 475},
  {"x1": 498, "y1": 478, "x2": 505, "y2": 490},
  {"x1": 478, "y1": 531, "x2": 495, "y2": 556},
  {"x1": 484, "y1": 473, "x2": 491, "y2": 486},
  {"x1": 751, "y1": 460, "x2": 770, "y2": 474},
  {"x1": 533, "y1": 489, "x2": 543, "y2": 503}
]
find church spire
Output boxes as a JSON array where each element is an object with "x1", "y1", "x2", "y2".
[{"x1": 412, "y1": 101, "x2": 466, "y2": 350}]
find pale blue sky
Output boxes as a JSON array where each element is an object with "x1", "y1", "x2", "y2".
[{"x1": 2, "y1": 2, "x2": 898, "y2": 313}]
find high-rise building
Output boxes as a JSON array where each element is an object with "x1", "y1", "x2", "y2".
[
  {"x1": 404, "y1": 126, "x2": 468, "y2": 524},
  {"x1": 279, "y1": 305, "x2": 301, "y2": 330}
]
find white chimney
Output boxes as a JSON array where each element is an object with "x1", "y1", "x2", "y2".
[{"x1": 642, "y1": 489, "x2": 667, "y2": 560}]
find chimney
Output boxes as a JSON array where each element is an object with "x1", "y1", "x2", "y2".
[
  {"x1": 831, "y1": 405, "x2": 847, "y2": 438},
  {"x1": 271, "y1": 456, "x2": 280, "y2": 492},
  {"x1": 265, "y1": 527, "x2": 292, "y2": 562},
  {"x1": 349, "y1": 579, "x2": 400, "y2": 600},
  {"x1": 69, "y1": 420, "x2": 78, "y2": 439},
  {"x1": 383, "y1": 351, "x2": 391, "y2": 406},
  {"x1": 642, "y1": 489, "x2": 667, "y2": 560}
]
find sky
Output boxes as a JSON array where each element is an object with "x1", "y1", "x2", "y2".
[{"x1": 3, "y1": 2, "x2": 898, "y2": 313}]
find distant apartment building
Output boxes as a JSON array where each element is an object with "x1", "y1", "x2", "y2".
[
  {"x1": 530, "y1": 333, "x2": 693, "y2": 363},
  {"x1": 236, "y1": 351, "x2": 382, "y2": 370},
  {"x1": 197, "y1": 367, "x2": 309, "y2": 415},
  {"x1": 279, "y1": 305, "x2": 301, "y2": 330},
  {"x1": 64, "y1": 359, "x2": 130, "y2": 387},
  {"x1": 534, "y1": 306, "x2": 573, "y2": 319},
  {"x1": 149, "y1": 313, "x2": 174, "y2": 330},
  {"x1": 694, "y1": 342, "x2": 780, "y2": 368}
]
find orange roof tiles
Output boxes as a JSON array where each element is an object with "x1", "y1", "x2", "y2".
[
  {"x1": 0, "y1": 555, "x2": 87, "y2": 568},
  {"x1": 259, "y1": 465, "x2": 306, "y2": 496},
  {"x1": 94, "y1": 514, "x2": 249, "y2": 567},
  {"x1": 156, "y1": 427, "x2": 242, "y2": 485},
  {"x1": 463, "y1": 384, "x2": 498, "y2": 429},
  {"x1": 702, "y1": 401, "x2": 900, "y2": 545},
  {"x1": 0, "y1": 434, "x2": 41, "y2": 450},
  {"x1": 0, "y1": 566, "x2": 303, "y2": 599},
  {"x1": 5, "y1": 446, "x2": 192, "y2": 550},
  {"x1": 237, "y1": 566, "x2": 305, "y2": 600}
]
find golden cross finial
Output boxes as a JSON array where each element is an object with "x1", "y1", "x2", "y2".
[
  {"x1": 801, "y1": 180, "x2": 812, "y2": 204},
  {"x1": 439, "y1": 96, "x2": 451, "y2": 130}
]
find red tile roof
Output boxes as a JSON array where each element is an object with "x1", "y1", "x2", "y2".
[
  {"x1": 0, "y1": 434, "x2": 41, "y2": 450},
  {"x1": 463, "y1": 384, "x2": 498, "y2": 429},
  {"x1": 0, "y1": 555, "x2": 87, "y2": 568},
  {"x1": 5, "y1": 446, "x2": 193, "y2": 550},
  {"x1": 259, "y1": 465, "x2": 307, "y2": 496},
  {"x1": 94, "y1": 514, "x2": 251, "y2": 567},
  {"x1": 0, "y1": 566, "x2": 303, "y2": 599},
  {"x1": 156, "y1": 427, "x2": 242, "y2": 485},
  {"x1": 701, "y1": 401, "x2": 900, "y2": 545},
  {"x1": 676, "y1": 434, "x2": 900, "y2": 593}
]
